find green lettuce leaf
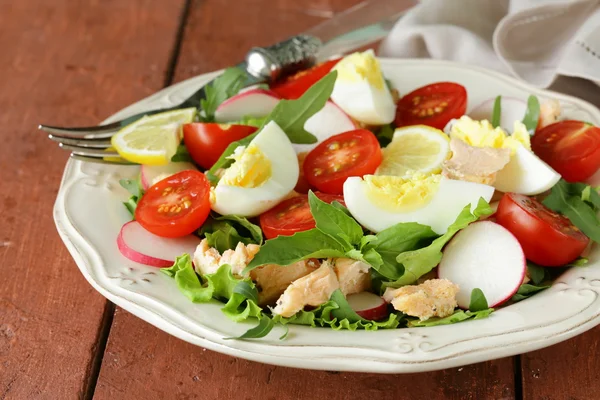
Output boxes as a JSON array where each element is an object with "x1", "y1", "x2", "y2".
[
  {"x1": 522, "y1": 95, "x2": 540, "y2": 133},
  {"x1": 469, "y1": 288, "x2": 489, "y2": 312},
  {"x1": 225, "y1": 315, "x2": 275, "y2": 340},
  {"x1": 308, "y1": 191, "x2": 363, "y2": 249},
  {"x1": 119, "y1": 177, "x2": 144, "y2": 217},
  {"x1": 199, "y1": 214, "x2": 263, "y2": 253},
  {"x1": 407, "y1": 308, "x2": 493, "y2": 327},
  {"x1": 511, "y1": 283, "x2": 550, "y2": 302},
  {"x1": 389, "y1": 198, "x2": 493, "y2": 287},
  {"x1": 171, "y1": 144, "x2": 193, "y2": 162},
  {"x1": 543, "y1": 179, "x2": 600, "y2": 242},
  {"x1": 160, "y1": 254, "x2": 213, "y2": 302},
  {"x1": 236, "y1": 115, "x2": 268, "y2": 128},
  {"x1": 200, "y1": 67, "x2": 246, "y2": 122},
  {"x1": 491, "y1": 95, "x2": 501, "y2": 128},
  {"x1": 526, "y1": 262, "x2": 547, "y2": 285}
]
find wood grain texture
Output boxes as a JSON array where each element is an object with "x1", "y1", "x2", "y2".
[
  {"x1": 95, "y1": 308, "x2": 515, "y2": 400},
  {"x1": 0, "y1": 0, "x2": 185, "y2": 398},
  {"x1": 93, "y1": 1, "x2": 515, "y2": 399}
]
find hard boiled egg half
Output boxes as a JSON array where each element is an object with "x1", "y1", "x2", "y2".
[
  {"x1": 343, "y1": 174, "x2": 495, "y2": 234},
  {"x1": 211, "y1": 121, "x2": 299, "y2": 217},
  {"x1": 330, "y1": 50, "x2": 395, "y2": 126},
  {"x1": 449, "y1": 116, "x2": 560, "y2": 195}
]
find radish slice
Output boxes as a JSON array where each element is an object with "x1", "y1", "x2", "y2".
[
  {"x1": 140, "y1": 162, "x2": 198, "y2": 190},
  {"x1": 469, "y1": 97, "x2": 527, "y2": 132},
  {"x1": 346, "y1": 292, "x2": 389, "y2": 321},
  {"x1": 117, "y1": 221, "x2": 201, "y2": 267},
  {"x1": 438, "y1": 221, "x2": 526, "y2": 309},
  {"x1": 294, "y1": 101, "x2": 357, "y2": 154},
  {"x1": 215, "y1": 89, "x2": 280, "y2": 122}
]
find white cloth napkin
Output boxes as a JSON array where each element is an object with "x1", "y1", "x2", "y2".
[{"x1": 379, "y1": 0, "x2": 600, "y2": 104}]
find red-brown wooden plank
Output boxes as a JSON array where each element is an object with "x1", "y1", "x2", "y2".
[
  {"x1": 0, "y1": 1, "x2": 185, "y2": 398},
  {"x1": 93, "y1": 1, "x2": 516, "y2": 398}
]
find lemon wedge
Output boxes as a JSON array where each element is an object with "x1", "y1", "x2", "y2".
[
  {"x1": 376, "y1": 125, "x2": 450, "y2": 178},
  {"x1": 111, "y1": 108, "x2": 196, "y2": 165}
]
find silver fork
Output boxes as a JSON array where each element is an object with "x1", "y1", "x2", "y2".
[{"x1": 41, "y1": 35, "x2": 323, "y2": 164}]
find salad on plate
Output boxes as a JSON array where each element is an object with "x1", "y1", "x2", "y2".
[{"x1": 110, "y1": 50, "x2": 600, "y2": 339}]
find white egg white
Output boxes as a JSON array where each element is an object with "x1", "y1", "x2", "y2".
[
  {"x1": 211, "y1": 121, "x2": 299, "y2": 217},
  {"x1": 343, "y1": 176, "x2": 495, "y2": 234},
  {"x1": 494, "y1": 145, "x2": 560, "y2": 195}
]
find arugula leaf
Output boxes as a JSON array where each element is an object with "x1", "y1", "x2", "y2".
[
  {"x1": 308, "y1": 191, "x2": 363, "y2": 249},
  {"x1": 407, "y1": 309, "x2": 493, "y2": 327},
  {"x1": 543, "y1": 179, "x2": 600, "y2": 242},
  {"x1": 208, "y1": 71, "x2": 337, "y2": 176},
  {"x1": 527, "y1": 262, "x2": 547, "y2": 285},
  {"x1": 469, "y1": 288, "x2": 489, "y2": 312},
  {"x1": 511, "y1": 283, "x2": 550, "y2": 302},
  {"x1": 389, "y1": 198, "x2": 493, "y2": 287},
  {"x1": 236, "y1": 115, "x2": 268, "y2": 128},
  {"x1": 199, "y1": 214, "x2": 263, "y2": 253},
  {"x1": 491, "y1": 95, "x2": 501, "y2": 128},
  {"x1": 161, "y1": 254, "x2": 214, "y2": 302},
  {"x1": 328, "y1": 290, "x2": 366, "y2": 323},
  {"x1": 171, "y1": 144, "x2": 193, "y2": 162},
  {"x1": 200, "y1": 67, "x2": 246, "y2": 122},
  {"x1": 243, "y1": 229, "x2": 347, "y2": 273},
  {"x1": 225, "y1": 316, "x2": 275, "y2": 340},
  {"x1": 119, "y1": 178, "x2": 144, "y2": 216},
  {"x1": 262, "y1": 71, "x2": 336, "y2": 144},
  {"x1": 522, "y1": 95, "x2": 540, "y2": 133},
  {"x1": 375, "y1": 123, "x2": 395, "y2": 147},
  {"x1": 369, "y1": 222, "x2": 438, "y2": 280},
  {"x1": 568, "y1": 257, "x2": 589, "y2": 267}
]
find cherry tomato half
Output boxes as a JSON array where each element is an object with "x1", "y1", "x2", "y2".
[
  {"x1": 531, "y1": 120, "x2": 600, "y2": 182},
  {"x1": 495, "y1": 193, "x2": 589, "y2": 267},
  {"x1": 270, "y1": 58, "x2": 340, "y2": 100},
  {"x1": 260, "y1": 193, "x2": 345, "y2": 239},
  {"x1": 395, "y1": 82, "x2": 467, "y2": 130},
  {"x1": 183, "y1": 123, "x2": 257, "y2": 170},
  {"x1": 303, "y1": 129, "x2": 382, "y2": 195},
  {"x1": 135, "y1": 170, "x2": 211, "y2": 238}
]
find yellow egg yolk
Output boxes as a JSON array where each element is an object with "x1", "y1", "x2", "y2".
[
  {"x1": 220, "y1": 144, "x2": 272, "y2": 188},
  {"x1": 450, "y1": 116, "x2": 531, "y2": 153},
  {"x1": 363, "y1": 173, "x2": 441, "y2": 212},
  {"x1": 334, "y1": 50, "x2": 385, "y2": 89}
]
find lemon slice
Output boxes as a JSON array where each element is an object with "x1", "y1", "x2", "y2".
[
  {"x1": 111, "y1": 108, "x2": 196, "y2": 165},
  {"x1": 376, "y1": 125, "x2": 450, "y2": 178}
]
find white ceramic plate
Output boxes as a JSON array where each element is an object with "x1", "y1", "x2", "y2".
[{"x1": 54, "y1": 59, "x2": 600, "y2": 373}]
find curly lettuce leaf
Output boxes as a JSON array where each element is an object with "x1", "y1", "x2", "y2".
[
  {"x1": 199, "y1": 214, "x2": 263, "y2": 253},
  {"x1": 161, "y1": 254, "x2": 214, "y2": 302},
  {"x1": 407, "y1": 309, "x2": 493, "y2": 327}
]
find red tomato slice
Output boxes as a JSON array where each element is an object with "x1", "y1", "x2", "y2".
[
  {"x1": 531, "y1": 120, "x2": 600, "y2": 182},
  {"x1": 270, "y1": 58, "x2": 340, "y2": 100},
  {"x1": 495, "y1": 193, "x2": 589, "y2": 267},
  {"x1": 395, "y1": 82, "x2": 467, "y2": 130},
  {"x1": 303, "y1": 129, "x2": 382, "y2": 195},
  {"x1": 183, "y1": 123, "x2": 257, "y2": 170},
  {"x1": 135, "y1": 170, "x2": 211, "y2": 238},
  {"x1": 260, "y1": 193, "x2": 345, "y2": 239}
]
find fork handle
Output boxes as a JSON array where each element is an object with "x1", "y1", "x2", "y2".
[{"x1": 245, "y1": 34, "x2": 322, "y2": 82}]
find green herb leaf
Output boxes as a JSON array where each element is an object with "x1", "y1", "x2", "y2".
[
  {"x1": 225, "y1": 315, "x2": 276, "y2": 340},
  {"x1": 170, "y1": 144, "x2": 193, "y2": 162},
  {"x1": 308, "y1": 191, "x2": 363, "y2": 249},
  {"x1": 375, "y1": 123, "x2": 395, "y2": 147},
  {"x1": 527, "y1": 262, "x2": 547, "y2": 285},
  {"x1": 389, "y1": 198, "x2": 493, "y2": 286},
  {"x1": 236, "y1": 115, "x2": 268, "y2": 128},
  {"x1": 369, "y1": 222, "x2": 438, "y2": 280},
  {"x1": 208, "y1": 71, "x2": 336, "y2": 177},
  {"x1": 568, "y1": 257, "x2": 589, "y2": 267},
  {"x1": 511, "y1": 283, "x2": 550, "y2": 302},
  {"x1": 244, "y1": 229, "x2": 347, "y2": 273},
  {"x1": 263, "y1": 71, "x2": 337, "y2": 144},
  {"x1": 329, "y1": 289, "x2": 366, "y2": 323},
  {"x1": 407, "y1": 309, "x2": 493, "y2": 327},
  {"x1": 469, "y1": 288, "x2": 489, "y2": 312},
  {"x1": 543, "y1": 179, "x2": 600, "y2": 242},
  {"x1": 123, "y1": 197, "x2": 138, "y2": 216},
  {"x1": 522, "y1": 95, "x2": 540, "y2": 133},
  {"x1": 204, "y1": 264, "x2": 241, "y2": 301},
  {"x1": 119, "y1": 178, "x2": 144, "y2": 217},
  {"x1": 200, "y1": 67, "x2": 246, "y2": 122},
  {"x1": 161, "y1": 254, "x2": 214, "y2": 303},
  {"x1": 199, "y1": 214, "x2": 263, "y2": 253},
  {"x1": 491, "y1": 95, "x2": 502, "y2": 128}
]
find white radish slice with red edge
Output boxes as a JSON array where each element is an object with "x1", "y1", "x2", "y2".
[
  {"x1": 294, "y1": 101, "x2": 357, "y2": 154},
  {"x1": 469, "y1": 97, "x2": 527, "y2": 132},
  {"x1": 117, "y1": 221, "x2": 201, "y2": 267},
  {"x1": 140, "y1": 162, "x2": 198, "y2": 190},
  {"x1": 215, "y1": 89, "x2": 280, "y2": 122},
  {"x1": 346, "y1": 292, "x2": 389, "y2": 321},
  {"x1": 438, "y1": 221, "x2": 526, "y2": 309}
]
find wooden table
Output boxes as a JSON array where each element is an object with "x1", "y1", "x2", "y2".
[{"x1": 2, "y1": 1, "x2": 599, "y2": 399}]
